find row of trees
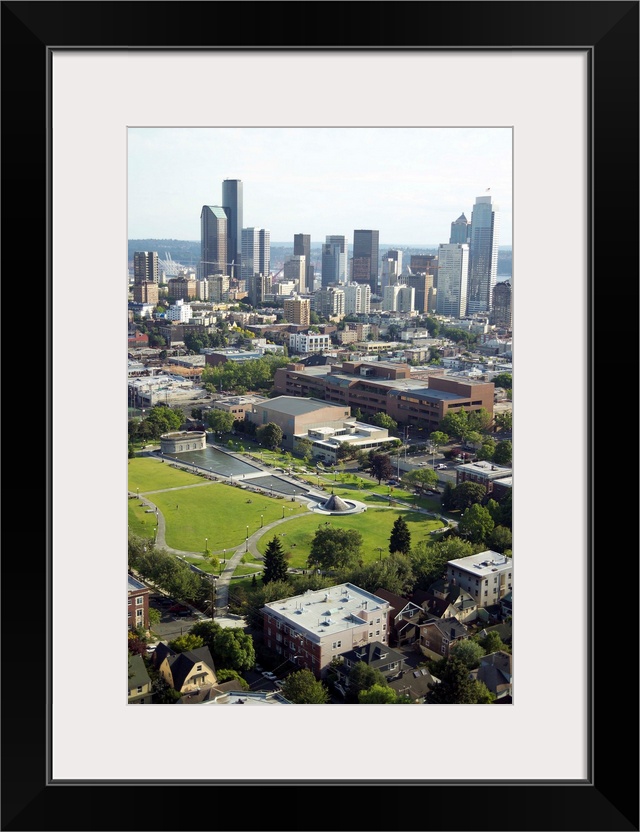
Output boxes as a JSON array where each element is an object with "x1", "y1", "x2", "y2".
[
  {"x1": 128, "y1": 534, "x2": 205, "y2": 604},
  {"x1": 128, "y1": 403, "x2": 184, "y2": 442},
  {"x1": 201, "y1": 354, "x2": 290, "y2": 396}
]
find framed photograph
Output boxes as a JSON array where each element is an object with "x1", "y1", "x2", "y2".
[{"x1": 3, "y1": 2, "x2": 637, "y2": 830}]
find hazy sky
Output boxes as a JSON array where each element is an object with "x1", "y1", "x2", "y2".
[{"x1": 128, "y1": 127, "x2": 512, "y2": 246}]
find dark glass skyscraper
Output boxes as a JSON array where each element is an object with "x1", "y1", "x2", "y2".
[
  {"x1": 450, "y1": 212, "x2": 470, "y2": 244},
  {"x1": 352, "y1": 229, "x2": 379, "y2": 295},
  {"x1": 200, "y1": 206, "x2": 228, "y2": 278},
  {"x1": 293, "y1": 233, "x2": 311, "y2": 293},
  {"x1": 467, "y1": 195, "x2": 499, "y2": 314},
  {"x1": 133, "y1": 251, "x2": 159, "y2": 284},
  {"x1": 222, "y1": 179, "x2": 243, "y2": 279}
]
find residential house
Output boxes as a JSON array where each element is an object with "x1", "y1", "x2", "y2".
[
  {"x1": 413, "y1": 583, "x2": 478, "y2": 625},
  {"x1": 418, "y1": 617, "x2": 469, "y2": 659},
  {"x1": 333, "y1": 641, "x2": 406, "y2": 690},
  {"x1": 470, "y1": 651, "x2": 512, "y2": 700},
  {"x1": 388, "y1": 665, "x2": 440, "y2": 703},
  {"x1": 127, "y1": 654, "x2": 153, "y2": 704},
  {"x1": 374, "y1": 588, "x2": 423, "y2": 647},
  {"x1": 152, "y1": 643, "x2": 218, "y2": 695}
]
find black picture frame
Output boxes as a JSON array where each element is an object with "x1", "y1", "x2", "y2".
[{"x1": 2, "y1": 2, "x2": 638, "y2": 831}]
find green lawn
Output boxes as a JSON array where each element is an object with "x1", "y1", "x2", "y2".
[
  {"x1": 128, "y1": 457, "x2": 203, "y2": 492},
  {"x1": 128, "y1": 459, "x2": 308, "y2": 551},
  {"x1": 254, "y1": 508, "x2": 445, "y2": 568},
  {"x1": 299, "y1": 472, "x2": 445, "y2": 514}
]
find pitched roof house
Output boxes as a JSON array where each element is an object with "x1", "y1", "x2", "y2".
[
  {"x1": 470, "y1": 650, "x2": 512, "y2": 699},
  {"x1": 127, "y1": 654, "x2": 153, "y2": 704},
  {"x1": 152, "y1": 643, "x2": 218, "y2": 695},
  {"x1": 374, "y1": 588, "x2": 423, "y2": 646}
]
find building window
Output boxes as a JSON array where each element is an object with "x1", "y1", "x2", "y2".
[
  {"x1": 135, "y1": 597, "x2": 144, "y2": 605},
  {"x1": 484, "y1": 591, "x2": 488, "y2": 597},
  {"x1": 376, "y1": 630, "x2": 380, "y2": 636},
  {"x1": 196, "y1": 665, "x2": 202, "y2": 671},
  {"x1": 369, "y1": 632, "x2": 373, "y2": 638}
]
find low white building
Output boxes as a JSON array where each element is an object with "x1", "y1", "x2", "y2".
[
  {"x1": 289, "y1": 332, "x2": 331, "y2": 355},
  {"x1": 446, "y1": 551, "x2": 512, "y2": 609},
  {"x1": 294, "y1": 420, "x2": 391, "y2": 463}
]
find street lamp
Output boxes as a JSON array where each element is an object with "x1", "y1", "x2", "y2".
[
  {"x1": 136, "y1": 487, "x2": 139, "y2": 499},
  {"x1": 245, "y1": 525, "x2": 249, "y2": 552},
  {"x1": 205, "y1": 537, "x2": 208, "y2": 553},
  {"x1": 260, "y1": 514, "x2": 264, "y2": 528},
  {"x1": 282, "y1": 506, "x2": 286, "y2": 519},
  {"x1": 377, "y1": 547, "x2": 383, "y2": 561}
]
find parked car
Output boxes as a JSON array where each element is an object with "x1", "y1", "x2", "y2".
[
  {"x1": 168, "y1": 603, "x2": 189, "y2": 614},
  {"x1": 262, "y1": 671, "x2": 277, "y2": 681},
  {"x1": 254, "y1": 664, "x2": 264, "y2": 673}
]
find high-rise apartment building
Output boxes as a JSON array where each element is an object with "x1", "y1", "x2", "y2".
[
  {"x1": 283, "y1": 295, "x2": 311, "y2": 326},
  {"x1": 321, "y1": 235, "x2": 347, "y2": 286},
  {"x1": 436, "y1": 243, "x2": 469, "y2": 317},
  {"x1": 491, "y1": 280, "x2": 512, "y2": 328},
  {"x1": 352, "y1": 229, "x2": 380, "y2": 295},
  {"x1": 133, "y1": 281, "x2": 159, "y2": 305},
  {"x1": 449, "y1": 212, "x2": 470, "y2": 244},
  {"x1": 221, "y1": 179, "x2": 243, "y2": 279},
  {"x1": 247, "y1": 272, "x2": 270, "y2": 307},
  {"x1": 200, "y1": 206, "x2": 228, "y2": 278},
  {"x1": 399, "y1": 272, "x2": 433, "y2": 314},
  {"x1": 207, "y1": 274, "x2": 230, "y2": 303},
  {"x1": 283, "y1": 255, "x2": 306, "y2": 291},
  {"x1": 343, "y1": 282, "x2": 371, "y2": 315},
  {"x1": 293, "y1": 233, "x2": 312, "y2": 294},
  {"x1": 313, "y1": 286, "x2": 345, "y2": 320},
  {"x1": 133, "y1": 251, "x2": 159, "y2": 284},
  {"x1": 467, "y1": 195, "x2": 500, "y2": 314},
  {"x1": 380, "y1": 249, "x2": 403, "y2": 292},
  {"x1": 241, "y1": 228, "x2": 271, "y2": 281}
]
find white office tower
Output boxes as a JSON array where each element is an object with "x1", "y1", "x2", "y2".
[
  {"x1": 383, "y1": 284, "x2": 414, "y2": 313},
  {"x1": 436, "y1": 243, "x2": 469, "y2": 317},
  {"x1": 380, "y1": 249, "x2": 403, "y2": 292},
  {"x1": 343, "y1": 282, "x2": 371, "y2": 315},
  {"x1": 467, "y1": 195, "x2": 499, "y2": 314},
  {"x1": 241, "y1": 228, "x2": 271, "y2": 281}
]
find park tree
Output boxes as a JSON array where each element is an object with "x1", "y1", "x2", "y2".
[
  {"x1": 493, "y1": 440, "x2": 512, "y2": 465},
  {"x1": 499, "y1": 490, "x2": 512, "y2": 529},
  {"x1": 458, "y1": 503, "x2": 495, "y2": 544},
  {"x1": 206, "y1": 409, "x2": 235, "y2": 435},
  {"x1": 168, "y1": 633, "x2": 205, "y2": 653},
  {"x1": 426, "y1": 653, "x2": 478, "y2": 703},
  {"x1": 244, "y1": 580, "x2": 294, "y2": 630},
  {"x1": 476, "y1": 438, "x2": 497, "y2": 461},
  {"x1": 190, "y1": 620, "x2": 222, "y2": 652},
  {"x1": 468, "y1": 408, "x2": 494, "y2": 434},
  {"x1": 280, "y1": 669, "x2": 330, "y2": 704},
  {"x1": 262, "y1": 535, "x2": 289, "y2": 585},
  {"x1": 410, "y1": 537, "x2": 479, "y2": 590},
  {"x1": 485, "y1": 499, "x2": 503, "y2": 525},
  {"x1": 215, "y1": 669, "x2": 250, "y2": 690},
  {"x1": 358, "y1": 684, "x2": 402, "y2": 704},
  {"x1": 429, "y1": 430, "x2": 449, "y2": 448},
  {"x1": 439, "y1": 410, "x2": 469, "y2": 444},
  {"x1": 212, "y1": 628, "x2": 256, "y2": 672},
  {"x1": 441, "y1": 482, "x2": 456, "y2": 511},
  {"x1": 450, "y1": 638, "x2": 485, "y2": 669},
  {"x1": 493, "y1": 411, "x2": 512, "y2": 433},
  {"x1": 476, "y1": 630, "x2": 510, "y2": 655},
  {"x1": 342, "y1": 552, "x2": 415, "y2": 598},
  {"x1": 144, "y1": 404, "x2": 184, "y2": 438},
  {"x1": 370, "y1": 412, "x2": 398, "y2": 432},
  {"x1": 296, "y1": 438, "x2": 313, "y2": 464},
  {"x1": 401, "y1": 467, "x2": 438, "y2": 494},
  {"x1": 347, "y1": 662, "x2": 388, "y2": 700},
  {"x1": 488, "y1": 525, "x2": 512, "y2": 554},
  {"x1": 492, "y1": 372, "x2": 512, "y2": 390},
  {"x1": 256, "y1": 422, "x2": 283, "y2": 451},
  {"x1": 389, "y1": 515, "x2": 411, "y2": 555},
  {"x1": 452, "y1": 481, "x2": 487, "y2": 510},
  {"x1": 369, "y1": 453, "x2": 394, "y2": 484},
  {"x1": 308, "y1": 527, "x2": 363, "y2": 572}
]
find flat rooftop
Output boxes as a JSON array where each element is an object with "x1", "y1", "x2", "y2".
[
  {"x1": 257, "y1": 396, "x2": 347, "y2": 416},
  {"x1": 263, "y1": 582, "x2": 390, "y2": 640},
  {"x1": 447, "y1": 551, "x2": 512, "y2": 576},
  {"x1": 128, "y1": 575, "x2": 147, "y2": 593},
  {"x1": 457, "y1": 460, "x2": 512, "y2": 476}
]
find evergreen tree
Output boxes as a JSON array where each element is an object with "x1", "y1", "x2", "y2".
[
  {"x1": 426, "y1": 653, "x2": 478, "y2": 703},
  {"x1": 389, "y1": 515, "x2": 411, "y2": 555},
  {"x1": 262, "y1": 535, "x2": 289, "y2": 585}
]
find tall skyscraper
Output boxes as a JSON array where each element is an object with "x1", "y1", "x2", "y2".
[
  {"x1": 200, "y1": 206, "x2": 228, "y2": 278},
  {"x1": 467, "y1": 195, "x2": 500, "y2": 314},
  {"x1": 283, "y1": 255, "x2": 306, "y2": 290},
  {"x1": 321, "y1": 235, "x2": 347, "y2": 286},
  {"x1": 352, "y1": 229, "x2": 380, "y2": 295},
  {"x1": 293, "y1": 233, "x2": 311, "y2": 293},
  {"x1": 450, "y1": 212, "x2": 470, "y2": 244},
  {"x1": 380, "y1": 249, "x2": 403, "y2": 292},
  {"x1": 133, "y1": 251, "x2": 159, "y2": 284},
  {"x1": 221, "y1": 179, "x2": 243, "y2": 280},
  {"x1": 241, "y1": 228, "x2": 271, "y2": 281},
  {"x1": 436, "y1": 243, "x2": 469, "y2": 318},
  {"x1": 399, "y1": 272, "x2": 433, "y2": 314},
  {"x1": 491, "y1": 280, "x2": 512, "y2": 328}
]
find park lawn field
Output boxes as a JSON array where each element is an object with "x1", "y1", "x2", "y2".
[
  {"x1": 149, "y1": 483, "x2": 308, "y2": 552},
  {"x1": 128, "y1": 457, "x2": 203, "y2": 493},
  {"x1": 254, "y1": 508, "x2": 445, "y2": 569},
  {"x1": 128, "y1": 499, "x2": 158, "y2": 538}
]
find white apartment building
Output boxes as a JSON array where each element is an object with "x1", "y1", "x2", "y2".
[
  {"x1": 289, "y1": 331, "x2": 332, "y2": 354},
  {"x1": 446, "y1": 551, "x2": 512, "y2": 609},
  {"x1": 343, "y1": 281, "x2": 371, "y2": 314},
  {"x1": 383, "y1": 284, "x2": 414, "y2": 313},
  {"x1": 166, "y1": 299, "x2": 192, "y2": 322}
]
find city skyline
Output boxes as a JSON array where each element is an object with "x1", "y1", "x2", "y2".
[{"x1": 128, "y1": 127, "x2": 512, "y2": 246}]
